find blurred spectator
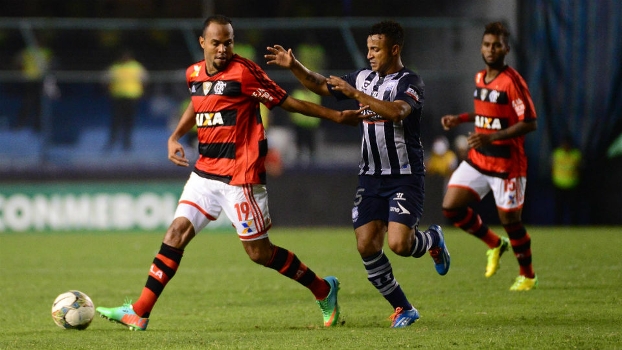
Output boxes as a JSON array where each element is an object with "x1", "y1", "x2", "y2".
[
  {"x1": 234, "y1": 29, "x2": 262, "y2": 62},
  {"x1": 103, "y1": 49, "x2": 148, "y2": 152},
  {"x1": 288, "y1": 89, "x2": 322, "y2": 166},
  {"x1": 295, "y1": 40, "x2": 326, "y2": 72},
  {"x1": 551, "y1": 135, "x2": 582, "y2": 225},
  {"x1": 453, "y1": 134, "x2": 469, "y2": 162},
  {"x1": 287, "y1": 40, "x2": 327, "y2": 166},
  {"x1": 425, "y1": 135, "x2": 458, "y2": 188},
  {"x1": 235, "y1": 43, "x2": 256, "y2": 61},
  {"x1": 255, "y1": 102, "x2": 284, "y2": 176},
  {"x1": 12, "y1": 35, "x2": 56, "y2": 132},
  {"x1": 261, "y1": 105, "x2": 284, "y2": 177}
]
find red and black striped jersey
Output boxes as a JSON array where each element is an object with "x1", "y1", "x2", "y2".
[
  {"x1": 186, "y1": 55, "x2": 287, "y2": 185},
  {"x1": 468, "y1": 66, "x2": 536, "y2": 179}
]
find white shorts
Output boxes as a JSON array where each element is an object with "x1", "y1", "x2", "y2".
[
  {"x1": 447, "y1": 161, "x2": 526, "y2": 211},
  {"x1": 174, "y1": 172, "x2": 272, "y2": 241}
]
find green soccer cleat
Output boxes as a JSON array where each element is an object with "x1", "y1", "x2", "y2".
[
  {"x1": 485, "y1": 236, "x2": 510, "y2": 278},
  {"x1": 316, "y1": 276, "x2": 340, "y2": 327},
  {"x1": 510, "y1": 275, "x2": 538, "y2": 291},
  {"x1": 97, "y1": 301, "x2": 149, "y2": 331}
]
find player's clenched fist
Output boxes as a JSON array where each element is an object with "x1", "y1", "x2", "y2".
[{"x1": 441, "y1": 115, "x2": 461, "y2": 130}]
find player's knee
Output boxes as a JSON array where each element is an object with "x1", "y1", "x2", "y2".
[
  {"x1": 248, "y1": 252, "x2": 268, "y2": 265},
  {"x1": 163, "y1": 218, "x2": 195, "y2": 249},
  {"x1": 442, "y1": 207, "x2": 455, "y2": 219},
  {"x1": 442, "y1": 207, "x2": 466, "y2": 223},
  {"x1": 245, "y1": 247, "x2": 270, "y2": 265},
  {"x1": 244, "y1": 240, "x2": 273, "y2": 265},
  {"x1": 355, "y1": 228, "x2": 385, "y2": 256},
  {"x1": 387, "y1": 239, "x2": 411, "y2": 257}
]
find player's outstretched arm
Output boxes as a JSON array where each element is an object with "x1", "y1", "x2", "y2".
[
  {"x1": 280, "y1": 95, "x2": 367, "y2": 126},
  {"x1": 441, "y1": 113, "x2": 473, "y2": 130},
  {"x1": 326, "y1": 75, "x2": 411, "y2": 123},
  {"x1": 265, "y1": 45, "x2": 331, "y2": 96}
]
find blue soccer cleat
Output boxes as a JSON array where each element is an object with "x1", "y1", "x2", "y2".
[
  {"x1": 389, "y1": 307, "x2": 420, "y2": 328},
  {"x1": 428, "y1": 224, "x2": 450, "y2": 275}
]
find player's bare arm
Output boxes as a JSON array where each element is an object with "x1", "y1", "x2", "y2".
[
  {"x1": 468, "y1": 120, "x2": 537, "y2": 149},
  {"x1": 281, "y1": 95, "x2": 368, "y2": 126},
  {"x1": 167, "y1": 101, "x2": 195, "y2": 167},
  {"x1": 327, "y1": 75, "x2": 411, "y2": 122},
  {"x1": 265, "y1": 45, "x2": 331, "y2": 96}
]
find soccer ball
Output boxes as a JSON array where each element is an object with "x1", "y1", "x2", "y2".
[{"x1": 51, "y1": 290, "x2": 95, "y2": 330}]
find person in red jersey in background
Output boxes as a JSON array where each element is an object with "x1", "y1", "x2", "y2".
[
  {"x1": 440, "y1": 22, "x2": 538, "y2": 291},
  {"x1": 96, "y1": 14, "x2": 367, "y2": 331}
]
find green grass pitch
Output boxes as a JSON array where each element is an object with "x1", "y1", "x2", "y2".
[{"x1": 1, "y1": 226, "x2": 621, "y2": 349}]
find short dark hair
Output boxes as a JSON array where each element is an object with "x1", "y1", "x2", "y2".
[
  {"x1": 202, "y1": 15, "x2": 232, "y2": 35},
  {"x1": 369, "y1": 20, "x2": 404, "y2": 48},
  {"x1": 483, "y1": 22, "x2": 510, "y2": 45}
]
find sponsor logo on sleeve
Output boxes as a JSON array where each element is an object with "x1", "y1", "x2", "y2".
[
  {"x1": 251, "y1": 88, "x2": 275, "y2": 103},
  {"x1": 512, "y1": 98, "x2": 525, "y2": 116},
  {"x1": 405, "y1": 85, "x2": 420, "y2": 102}
]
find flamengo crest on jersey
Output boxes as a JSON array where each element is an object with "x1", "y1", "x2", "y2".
[
  {"x1": 332, "y1": 68, "x2": 426, "y2": 176},
  {"x1": 185, "y1": 55, "x2": 287, "y2": 185},
  {"x1": 468, "y1": 66, "x2": 536, "y2": 179}
]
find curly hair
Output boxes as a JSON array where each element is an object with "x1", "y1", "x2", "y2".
[
  {"x1": 368, "y1": 20, "x2": 404, "y2": 48},
  {"x1": 483, "y1": 22, "x2": 510, "y2": 45}
]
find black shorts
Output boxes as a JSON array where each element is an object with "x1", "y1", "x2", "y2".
[{"x1": 351, "y1": 174, "x2": 425, "y2": 229}]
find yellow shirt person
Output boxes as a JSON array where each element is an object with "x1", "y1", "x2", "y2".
[
  {"x1": 107, "y1": 55, "x2": 148, "y2": 99},
  {"x1": 104, "y1": 50, "x2": 148, "y2": 151},
  {"x1": 551, "y1": 137, "x2": 582, "y2": 224}
]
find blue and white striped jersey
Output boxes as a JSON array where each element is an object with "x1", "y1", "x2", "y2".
[{"x1": 330, "y1": 67, "x2": 425, "y2": 176}]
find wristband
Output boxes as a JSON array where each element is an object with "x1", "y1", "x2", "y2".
[{"x1": 458, "y1": 113, "x2": 469, "y2": 122}]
